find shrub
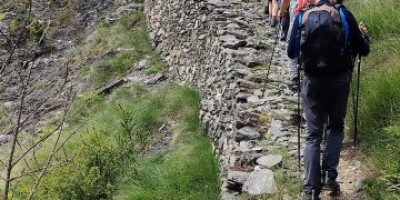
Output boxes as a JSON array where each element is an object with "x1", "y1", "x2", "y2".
[{"x1": 12, "y1": 85, "x2": 218, "y2": 200}]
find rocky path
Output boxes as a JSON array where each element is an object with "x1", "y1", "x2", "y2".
[
  {"x1": 1, "y1": 0, "x2": 370, "y2": 199},
  {"x1": 218, "y1": 2, "x2": 368, "y2": 199},
  {"x1": 320, "y1": 140, "x2": 369, "y2": 200},
  {"x1": 145, "y1": 0, "x2": 368, "y2": 199}
]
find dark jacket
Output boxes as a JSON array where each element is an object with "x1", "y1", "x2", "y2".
[{"x1": 287, "y1": 0, "x2": 370, "y2": 63}]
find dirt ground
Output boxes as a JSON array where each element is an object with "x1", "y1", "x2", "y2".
[{"x1": 320, "y1": 140, "x2": 377, "y2": 200}]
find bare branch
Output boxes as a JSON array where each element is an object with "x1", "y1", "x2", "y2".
[
  {"x1": 24, "y1": 158, "x2": 32, "y2": 172},
  {"x1": 0, "y1": 0, "x2": 34, "y2": 76},
  {"x1": 9, "y1": 159, "x2": 71, "y2": 182},
  {"x1": 4, "y1": 55, "x2": 34, "y2": 200},
  {"x1": 11, "y1": 116, "x2": 65, "y2": 168},
  {"x1": 37, "y1": 16, "x2": 52, "y2": 45},
  {"x1": 1, "y1": 1, "x2": 80, "y2": 198}
]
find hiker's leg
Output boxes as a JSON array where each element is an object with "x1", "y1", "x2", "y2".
[
  {"x1": 322, "y1": 75, "x2": 350, "y2": 182},
  {"x1": 283, "y1": 11, "x2": 290, "y2": 34},
  {"x1": 289, "y1": 58, "x2": 299, "y2": 80},
  {"x1": 269, "y1": 0, "x2": 273, "y2": 23},
  {"x1": 272, "y1": 0, "x2": 279, "y2": 18},
  {"x1": 270, "y1": 0, "x2": 279, "y2": 26},
  {"x1": 280, "y1": 11, "x2": 290, "y2": 40},
  {"x1": 287, "y1": 0, "x2": 299, "y2": 80},
  {"x1": 287, "y1": 0, "x2": 298, "y2": 39},
  {"x1": 302, "y1": 75, "x2": 325, "y2": 194}
]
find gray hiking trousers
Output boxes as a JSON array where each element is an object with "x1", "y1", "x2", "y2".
[
  {"x1": 302, "y1": 72, "x2": 351, "y2": 193},
  {"x1": 287, "y1": 0, "x2": 299, "y2": 80}
]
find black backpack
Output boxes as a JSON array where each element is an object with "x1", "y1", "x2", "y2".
[{"x1": 298, "y1": 3, "x2": 351, "y2": 75}]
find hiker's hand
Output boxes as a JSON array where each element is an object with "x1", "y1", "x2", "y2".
[{"x1": 359, "y1": 21, "x2": 369, "y2": 37}]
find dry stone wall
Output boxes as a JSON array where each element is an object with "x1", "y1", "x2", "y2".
[{"x1": 145, "y1": 0, "x2": 306, "y2": 199}]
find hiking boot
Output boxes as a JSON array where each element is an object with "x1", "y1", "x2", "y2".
[
  {"x1": 322, "y1": 180, "x2": 341, "y2": 197},
  {"x1": 279, "y1": 30, "x2": 287, "y2": 41},
  {"x1": 270, "y1": 17, "x2": 278, "y2": 27},
  {"x1": 303, "y1": 191, "x2": 320, "y2": 200},
  {"x1": 288, "y1": 77, "x2": 300, "y2": 91}
]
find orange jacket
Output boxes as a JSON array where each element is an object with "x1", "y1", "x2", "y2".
[{"x1": 296, "y1": 0, "x2": 317, "y2": 13}]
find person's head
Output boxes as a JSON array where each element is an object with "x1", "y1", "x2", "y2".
[
  {"x1": 316, "y1": 0, "x2": 344, "y2": 3},
  {"x1": 330, "y1": 0, "x2": 344, "y2": 3}
]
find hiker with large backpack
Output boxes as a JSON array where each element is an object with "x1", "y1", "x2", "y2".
[{"x1": 287, "y1": 0, "x2": 370, "y2": 199}]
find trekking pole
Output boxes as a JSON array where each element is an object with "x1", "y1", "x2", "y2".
[
  {"x1": 297, "y1": 61, "x2": 302, "y2": 170},
  {"x1": 266, "y1": 18, "x2": 281, "y2": 81},
  {"x1": 322, "y1": 116, "x2": 328, "y2": 151},
  {"x1": 353, "y1": 55, "x2": 362, "y2": 148}
]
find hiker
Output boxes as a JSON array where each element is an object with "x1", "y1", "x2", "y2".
[
  {"x1": 287, "y1": 0, "x2": 370, "y2": 199},
  {"x1": 280, "y1": 0, "x2": 318, "y2": 89},
  {"x1": 266, "y1": 0, "x2": 279, "y2": 27},
  {"x1": 277, "y1": 0, "x2": 290, "y2": 41}
]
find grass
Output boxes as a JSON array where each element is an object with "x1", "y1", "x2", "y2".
[
  {"x1": 348, "y1": 0, "x2": 400, "y2": 40},
  {"x1": 346, "y1": 0, "x2": 400, "y2": 198},
  {"x1": 146, "y1": 63, "x2": 168, "y2": 75},
  {"x1": 74, "y1": 11, "x2": 167, "y2": 87},
  {"x1": 0, "y1": 12, "x2": 5, "y2": 21},
  {"x1": 10, "y1": 84, "x2": 219, "y2": 200},
  {"x1": 115, "y1": 132, "x2": 220, "y2": 200},
  {"x1": 353, "y1": 70, "x2": 400, "y2": 199},
  {"x1": 2, "y1": 7, "x2": 216, "y2": 199}
]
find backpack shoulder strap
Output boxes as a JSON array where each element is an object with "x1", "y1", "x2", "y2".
[
  {"x1": 294, "y1": 12, "x2": 303, "y2": 58},
  {"x1": 337, "y1": 5, "x2": 350, "y2": 47}
]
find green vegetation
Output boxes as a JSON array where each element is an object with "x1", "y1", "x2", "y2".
[
  {"x1": 146, "y1": 63, "x2": 168, "y2": 75},
  {"x1": 12, "y1": 85, "x2": 219, "y2": 200},
  {"x1": 1, "y1": 1, "x2": 75, "y2": 48},
  {"x1": 115, "y1": 130, "x2": 219, "y2": 200},
  {"x1": 73, "y1": 11, "x2": 167, "y2": 87},
  {"x1": 347, "y1": 0, "x2": 400, "y2": 198},
  {"x1": 263, "y1": 148, "x2": 301, "y2": 200},
  {"x1": 0, "y1": 13, "x2": 5, "y2": 21},
  {"x1": 349, "y1": 0, "x2": 400, "y2": 40},
  {"x1": 3, "y1": 8, "x2": 217, "y2": 200}
]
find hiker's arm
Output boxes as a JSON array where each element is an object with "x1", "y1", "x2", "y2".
[
  {"x1": 345, "y1": 10, "x2": 370, "y2": 57},
  {"x1": 279, "y1": 0, "x2": 291, "y2": 17},
  {"x1": 287, "y1": 14, "x2": 300, "y2": 59}
]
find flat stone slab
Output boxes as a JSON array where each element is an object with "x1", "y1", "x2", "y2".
[
  {"x1": 220, "y1": 35, "x2": 247, "y2": 49},
  {"x1": 257, "y1": 154, "x2": 283, "y2": 169},
  {"x1": 243, "y1": 168, "x2": 276, "y2": 195},
  {"x1": 235, "y1": 126, "x2": 260, "y2": 142},
  {"x1": 269, "y1": 119, "x2": 289, "y2": 139},
  {"x1": 207, "y1": 0, "x2": 230, "y2": 7},
  {"x1": 227, "y1": 170, "x2": 251, "y2": 184},
  {"x1": 247, "y1": 95, "x2": 266, "y2": 105}
]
